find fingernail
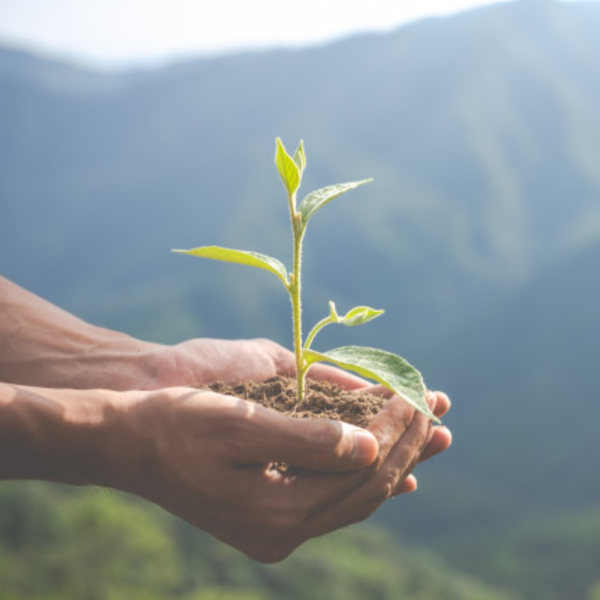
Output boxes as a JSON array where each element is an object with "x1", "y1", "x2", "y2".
[{"x1": 351, "y1": 430, "x2": 378, "y2": 467}]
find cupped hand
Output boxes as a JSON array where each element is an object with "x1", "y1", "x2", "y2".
[
  {"x1": 159, "y1": 337, "x2": 369, "y2": 390},
  {"x1": 161, "y1": 337, "x2": 451, "y2": 503},
  {"x1": 108, "y1": 384, "x2": 451, "y2": 563}
]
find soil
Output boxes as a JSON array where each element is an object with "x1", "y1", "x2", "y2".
[{"x1": 209, "y1": 375, "x2": 386, "y2": 428}]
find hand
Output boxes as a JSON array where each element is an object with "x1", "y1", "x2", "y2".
[
  {"x1": 157, "y1": 337, "x2": 370, "y2": 390},
  {"x1": 160, "y1": 338, "x2": 451, "y2": 495},
  {"x1": 366, "y1": 387, "x2": 451, "y2": 497},
  {"x1": 107, "y1": 385, "x2": 451, "y2": 563}
]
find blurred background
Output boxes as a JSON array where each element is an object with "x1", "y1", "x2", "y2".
[{"x1": 2, "y1": 0, "x2": 600, "y2": 598}]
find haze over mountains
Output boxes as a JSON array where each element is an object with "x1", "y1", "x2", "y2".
[{"x1": 2, "y1": 0, "x2": 600, "y2": 597}]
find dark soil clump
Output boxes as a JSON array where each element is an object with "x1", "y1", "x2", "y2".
[{"x1": 209, "y1": 376, "x2": 386, "y2": 428}]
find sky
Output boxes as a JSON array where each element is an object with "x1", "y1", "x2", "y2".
[{"x1": 0, "y1": 0, "x2": 588, "y2": 70}]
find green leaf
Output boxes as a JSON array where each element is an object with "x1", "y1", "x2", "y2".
[
  {"x1": 173, "y1": 246, "x2": 289, "y2": 289},
  {"x1": 338, "y1": 305, "x2": 384, "y2": 327},
  {"x1": 293, "y1": 140, "x2": 306, "y2": 173},
  {"x1": 297, "y1": 179, "x2": 372, "y2": 229},
  {"x1": 329, "y1": 301, "x2": 340, "y2": 322},
  {"x1": 275, "y1": 138, "x2": 301, "y2": 196},
  {"x1": 304, "y1": 346, "x2": 437, "y2": 422}
]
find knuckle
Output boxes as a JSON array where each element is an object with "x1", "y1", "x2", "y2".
[
  {"x1": 416, "y1": 427, "x2": 429, "y2": 450},
  {"x1": 371, "y1": 399, "x2": 414, "y2": 443},
  {"x1": 405, "y1": 427, "x2": 429, "y2": 460},
  {"x1": 411, "y1": 420, "x2": 432, "y2": 454},
  {"x1": 395, "y1": 444, "x2": 415, "y2": 470},
  {"x1": 378, "y1": 472, "x2": 398, "y2": 502},
  {"x1": 397, "y1": 404, "x2": 415, "y2": 431},
  {"x1": 383, "y1": 396, "x2": 414, "y2": 426},
  {"x1": 365, "y1": 473, "x2": 397, "y2": 508}
]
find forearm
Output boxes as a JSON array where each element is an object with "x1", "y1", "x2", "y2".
[
  {"x1": 0, "y1": 276, "x2": 365, "y2": 392},
  {"x1": 0, "y1": 382, "x2": 127, "y2": 485},
  {"x1": 0, "y1": 276, "x2": 167, "y2": 390}
]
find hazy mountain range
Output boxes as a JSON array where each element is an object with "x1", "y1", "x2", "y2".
[{"x1": 2, "y1": 0, "x2": 600, "y2": 597}]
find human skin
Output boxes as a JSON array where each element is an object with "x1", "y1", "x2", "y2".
[
  {"x1": 0, "y1": 276, "x2": 451, "y2": 561},
  {"x1": 0, "y1": 382, "x2": 449, "y2": 562}
]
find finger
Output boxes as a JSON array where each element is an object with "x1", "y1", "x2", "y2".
[
  {"x1": 370, "y1": 399, "x2": 435, "y2": 494},
  {"x1": 239, "y1": 404, "x2": 379, "y2": 471},
  {"x1": 304, "y1": 408, "x2": 431, "y2": 537},
  {"x1": 392, "y1": 474, "x2": 418, "y2": 496},
  {"x1": 271, "y1": 397, "x2": 424, "y2": 510},
  {"x1": 429, "y1": 390, "x2": 451, "y2": 419},
  {"x1": 370, "y1": 408, "x2": 431, "y2": 496},
  {"x1": 367, "y1": 393, "x2": 416, "y2": 464},
  {"x1": 418, "y1": 426, "x2": 452, "y2": 462},
  {"x1": 364, "y1": 387, "x2": 448, "y2": 421}
]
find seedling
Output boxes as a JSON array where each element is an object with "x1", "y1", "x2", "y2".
[{"x1": 174, "y1": 139, "x2": 437, "y2": 422}]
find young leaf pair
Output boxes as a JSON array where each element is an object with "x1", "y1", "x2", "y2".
[{"x1": 174, "y1": 138, "x2": 437, "y2": 422}]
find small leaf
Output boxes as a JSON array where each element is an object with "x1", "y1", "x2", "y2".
[
  {"x1": 293, "y1": 140, "x2": 306, "y2": 173},
  {"x1": 329, "y1": 301, "x2": 340, "y2": 322},
  {"x1": 173, "y1": 246, "x2": 289, "y2": 289},
  {"x1": 275, "y1": 138, "x2": 301, "y2": 196},
  {"x1": 304, "y1": 346, "x2": 437, "y2": 422},
  {"x1": 297, "y1": 179, "x2": 372, "y2": 229},
  {"x1": 339, "y1": 306, "x2": 384, "y2": 327}
]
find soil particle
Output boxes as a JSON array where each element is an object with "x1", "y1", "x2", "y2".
[{"x1": 209, "y1": 375, "x2": 386, "y2": 428}]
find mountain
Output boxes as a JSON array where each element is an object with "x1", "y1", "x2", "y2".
[
  {"x1": 428, "y1": 238, "x2": 600, "y2": 506},
  {"x1": 382, "y1": 238, "x2": 600, "y2": 598},
  {"x1": 439, "y1": 504, "x2": 600, "y2": 600},
  {"x1": 3, "y1": 0, "x2": 600, "y2": 350},
  {"x1": 3, "y1": 0, "x2": 600, "y2": 597}
]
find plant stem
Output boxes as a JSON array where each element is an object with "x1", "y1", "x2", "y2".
[
  {"x1": 288, "y1": 197, "x2": 306, "y2": 404},
  {"x1": 304, "y1": 316, "x2": 332, "y2": 351}
]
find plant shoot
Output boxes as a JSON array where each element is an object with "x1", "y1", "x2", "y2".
[{"x1": 174, "y1": 139, "x2": 437, "y2": 422}]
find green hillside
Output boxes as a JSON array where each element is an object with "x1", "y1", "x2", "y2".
[
  {"x1": 428, "y1": 239, "x2": 600, "y2": 506},
  {"x1": 439, "y1": 505, "x2": 600, "y2": 600},
  {"x1": 0, "y1": 483, "x2": 512, "y2": 600},
  {"x1": 3, "y1": 0, "x2": 600, "y2": 348},
  {"x1": 386, "y1": 239, "x2": 600, "y2": 598}
]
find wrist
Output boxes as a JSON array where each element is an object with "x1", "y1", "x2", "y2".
[
  {"x1": 0, "y1": 383, "x2": 138, "y2": 487},
  {"x1": 50, "y1": 323, "x2": 171, "y2": 391}
]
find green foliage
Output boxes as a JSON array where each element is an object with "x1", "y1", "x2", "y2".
[
  {"x1": 330, "y1": 303, "x2": 384, "y2": 327},
  {"x1": 588, "y1": 581, "x2": 600, "y2": 600},
  {"x1": 297, "y1": 180, "x2": 373, "y2": 230},
  {"x1": 173, "y1": 246, "x2": 289, "y2": 289},
  {"x1": 304, "y1": 346, "x2": 431, "y2": 419},
  {"x1": 0, "y1": 483, "x2": 510, "y2": 600},
  {"x1": 175, "y1": 139, "x2": 433, "y2": 420},
  {"x1": 303, "y1": 302, "x2": 384, "y2": 348},
  {"x1": 430, "y1": 504, "x2": 600, "y2": 600},
  {"x1": 0, "y1": 484, "x2": 179, "y2": 600},
  {"x1": 183, "y1": 589, "x2": 263, "y2": 600},
  {"x1": 275, "y1": 137, "x2": 303, "y2": 196},
  {"x1": 263, "y1": 527, "x2": 514, "y2": 600},
  {"x1": 58, "y1": 490, "x2": 180, "y2": 598}
]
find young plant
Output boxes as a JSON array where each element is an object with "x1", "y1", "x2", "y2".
[{"x1": 174, "y1": 139, "x2": 437, "y2": 422}]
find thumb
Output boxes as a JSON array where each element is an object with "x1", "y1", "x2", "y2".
[{"x1": 244, "y1": 409, "x2": 379, "y2": 471}]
